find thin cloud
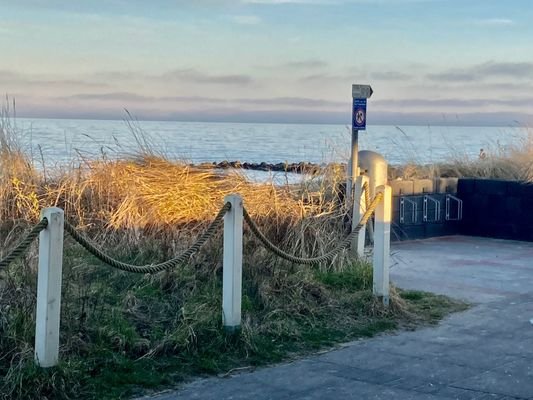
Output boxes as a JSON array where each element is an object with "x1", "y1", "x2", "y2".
[
  {"x1": 242, "y1": 0, "x2": 335, "y2": 4},
  {"x1": 65, "y1": 92, "x2": 153, "y2": 101},
  {"x1": 374, "y1": 97, "x2": 533, "y2": 109},
  {"x1": 0, "y1": 70, "x2": 110, "y2": 89},
  {"x1": 90, "y1": 69, "x2": 254, "y2": 86},
  {"x1": 370, "y1": 71, "x2": 412, "y2": 81},
  {"x1": 472, "y1": 18, "x2": 515, "y2": 27},
  {"x1": 241, "y1": 0, "x2": 438, "y2": 4},
  {"x1": 284, "y1": 60, "x2": 328, "y2": 69},
  {"x1": 299, "y1": 73, "x2": 344, "y2": 82},
  {"x1": 258, "y1": 59, "x2": 328, "y2": 71},
  {"x1": 161, "y1": 69, "x2": 254, "y2": 85},
  {"x1": 298, "y1": 69, "x2": 413, "y2": 83},
  {"x1": 228, "y1": 15, "x2": 262, "y2": 25},
  {"x1": 90, "y1": 71, "x2": 142, "y2": 81},
  {"x1": 426, "y1": 71, "x2": 477, "y2": 82},
  {"x1": 58, "y1": 93, "x2": 344, "y2": 108},
  {"x1": 242, "y1": 96, "x2": 343, "y2": 107},
  {"x1": 477, "y1": 62, "x2": 533, "y2": 78},
  {"x1": 427, "y1": 62, "x2": 533, "y2": 82}
]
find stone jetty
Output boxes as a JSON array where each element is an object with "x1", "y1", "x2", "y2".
[{"x1": 195, "y1": 160, "x2": 332, "y2": 173}]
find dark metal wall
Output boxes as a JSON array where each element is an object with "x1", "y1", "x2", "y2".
[{"x1": 457, "y1": 179, "x2": 533, "y2": 241}]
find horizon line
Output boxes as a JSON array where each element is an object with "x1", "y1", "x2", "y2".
[{"x1": 10, "y1": 114, "x2": 530, "y2": 129}]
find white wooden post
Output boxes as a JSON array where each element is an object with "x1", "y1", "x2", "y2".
[
  {"x1": 222, "y1": 194, "x2": 243, "y2": 333},
  {"x1": 351, "y1": 175, "x2": 369, "y2": 257},
  {"x1": 373, "y1": 185, "x2": 391, "y2": 306},
  {"x1": 35, "y1": 207, "x2": 64, "y2": 367}
]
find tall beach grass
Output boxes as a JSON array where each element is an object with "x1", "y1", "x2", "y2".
[{"x1": 387, "y1": 125, "x2": 533, "y2": 181}]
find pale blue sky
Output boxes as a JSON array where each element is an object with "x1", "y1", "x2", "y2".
[{"x1": 1, "y1": 0, "x2": 532, "y2": 125}]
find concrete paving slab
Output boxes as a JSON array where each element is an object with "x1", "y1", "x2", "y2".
[
  {"x1": 289, "y1": 378, "x2": 453, "y2": 400},
  {"x1": 238, "y1": 359, "x2": 359, "y2": 392},
  {"x1": 318, "y1": 347, "x2": 423, "y2": 370},
  {"x1": 154, "y1": 376, "x2": 292, "y2": 400},
  {"x1": 138, "y1": 236, "x2": 533, "y2": 400},
  {"x1": 373, "y1": 356, "x2": 485, "y2": 385},
  {"x1": 428, "y1": 386, "x2": 508, "y2": 400},
  {"x1": 452, "y1": 358, "x2": 533, "y2": 399},
  {"x1": 390, "y1": 236, "x2": 533, "y2": 303}
]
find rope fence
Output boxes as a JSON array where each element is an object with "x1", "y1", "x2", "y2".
[
  {"x1": 243, "y1": 190, "x2": 383, "y2": 265},
  {"x1": 0, "y1": 182, "x2": 392, "y2": 368},
  {"x1": 63, "y1": 202, "x2": 231, "y2": 274},
  {"x1": 1, "y1": 183, "x2": 373, "y2": 271}
]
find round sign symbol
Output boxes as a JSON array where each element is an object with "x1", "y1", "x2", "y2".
[{"x1": 355, "y1": 109, "x2": 365, "y2": 125}]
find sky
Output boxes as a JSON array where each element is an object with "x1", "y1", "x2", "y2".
[{"x1": 1, "y1": 0, "x2": 532, "y2": 126}]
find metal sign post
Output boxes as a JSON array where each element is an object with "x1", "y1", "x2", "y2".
[{"x1": 347, "y1": 84, "x2": 373, "y2": 205}]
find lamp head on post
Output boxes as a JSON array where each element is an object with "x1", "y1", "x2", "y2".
[{"x1": 352, "y1": 84, "x2": 373, "y2": 100}]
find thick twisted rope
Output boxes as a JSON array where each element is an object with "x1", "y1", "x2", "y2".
[
  {"x1": 0, "y1": 218, "x2": 49, "y2": 269},
  {"x1": 64, "y1": 202, "x2": 231, "y2": 274},
  {"x1": 362, "y1": 182, "x2": 370, "y2": 213},
  {"x1": 243, "y1": 191, "x2": 384, "y2": 265},
  {"x1": 361, "y1": 181, "x2": 375, "y2": 242},
  {"x1": 344, "y1": 181, "x2": 370, "y2": 235}
]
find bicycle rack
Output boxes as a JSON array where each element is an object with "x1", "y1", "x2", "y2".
[
  {"x1": 423, "y1": 195, "x2": 441, "y2": 222},
  {"x1": 445, "y1": 194, "x2": 463, "y2": 221},
  {"x1": 400, "y1": 197, "x2": 418, "y2": 224}
]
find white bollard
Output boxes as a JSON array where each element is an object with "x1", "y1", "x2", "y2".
[
  {"x1": 35, "y1": 207, "x2": 64, "y2": 367},
  {"x1": 373, "y1": 185, "x2": 391, "y2": 306},
  {"x1": 222, "y1": 195, "x2": 243, "y2": 333},
  {"x1": 351, "y1": 175, "x2": 369, "y2": 257}
]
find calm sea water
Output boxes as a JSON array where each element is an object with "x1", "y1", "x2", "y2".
[{"x1": 10, "y1": 118, "x2": 530, "y2": 166}]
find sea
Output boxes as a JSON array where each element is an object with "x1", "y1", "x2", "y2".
[{"x1": 8, "y1": 118, "x2": 530, "y2": 168}]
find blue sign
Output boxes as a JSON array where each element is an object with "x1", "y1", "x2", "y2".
[{"x1": 352, "y1": 98, "x2": 367, "y2": 130}]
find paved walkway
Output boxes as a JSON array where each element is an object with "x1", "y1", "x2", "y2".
[{"x1": 140, "y1": 236, "x2": 533, "y2": 400}]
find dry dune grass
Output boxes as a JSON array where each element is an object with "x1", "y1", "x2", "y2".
[
  {"x1": 86, "y1": 156, "x2": 305, "y2": 229},
  {"x1": 0, "y1": 111, "x2": 41, "y2": 223},
  {"x1": 0, "y1": 152, "x2": 340, "y2": 231},
  {"x1": 447, "y1": 130, "x2": 533, "y2": 181},
  {"x1": 0, "y1": 112, "x2": 347, "y2": 263},
  {"x1": 387, "y1": 126, "x2": 533, "y2": 182}
]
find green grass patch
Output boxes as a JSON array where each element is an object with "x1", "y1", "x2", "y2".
[{"x1": 399, "y1": 289, "x2": 469, "y2": 324}]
